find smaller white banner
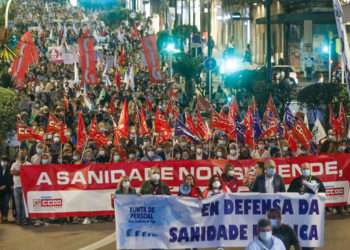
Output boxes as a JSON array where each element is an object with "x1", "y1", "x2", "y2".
[{"x1": 115, "y1": 193, "x2": 325, "y2": 249}]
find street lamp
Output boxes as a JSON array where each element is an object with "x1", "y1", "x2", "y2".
[
  {"x1": 164, "y1": 41, "x2": 180, "y2": 80},
  {"x1": 322, "y1": 42, "x2": 332, "y2": 82},
  {"x1": 219, "y1": 57, "x2": 241, "y2": 75}
]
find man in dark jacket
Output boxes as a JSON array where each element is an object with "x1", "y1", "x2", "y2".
[
  {"x1": 252, "y1": 159, "x2": 286, "y2": 193},
  {"x1": 140, "y1": 167, "x2": 170, "y2": 195},
  {"x1": 288, "y1": 163, "x2": 325, "y2": 250},
  {"x1": 288, "y1": 163, "x2": 326, "y2": 194},
  {"x1": 0, "y1": 155, "x2": 13, "y2": 223}
]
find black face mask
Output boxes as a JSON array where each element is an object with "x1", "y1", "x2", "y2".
[{"x1": 62, "y1": 155, "x2": 72, "y2": 164}]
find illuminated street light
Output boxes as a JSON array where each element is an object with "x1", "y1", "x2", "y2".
[
  {"x1": 70, "y1": 0, "x2": 78, "y2": 7},
  {"x1": 164, "y1": 42, "x2": 180, "y2": 54},
  {"x1": 220, "y1": 57, "x2": 241, "y2": 74},
  {"x1": 322, "y1": 45, "x2": 329, "y2": 53}
]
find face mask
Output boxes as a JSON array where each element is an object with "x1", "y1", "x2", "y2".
[
  {"x1": 216, "y1": 152, "x2": 223, "y2": 157},
  {"x1": 53, "y1": 137, "x2": 60, "y2": 143},
  {"x1": 229, "y1": 149, "x2": 236, "y2": 155},
  {"x1": 338, "y1": 146, "x2": 346, "y2": 152},
  {"x1": 302, "y1": 169, "x2": 311, "y2": 177},
  {"x1": 212, "y1": 180, "x2": 221, "y2": 189},
  {"x1": 122, "y1": 181, "x2": 130, "y2": 189},
  {"x1": 73, "y1": 155, "x2": 79, "y2": 161},
  {"x1": 283, "y1": 146, "x2": 289, "y2": 151},
  {"x1": 107, "y1": 140, "x2": 113, "y2": 146},
  {"x1": 36, "y1": 148, "x2": 44, "y2": 154},
  {"x1": 129, "y1": 154, "x2": 136, "y2": 160},
  {"x1": 218, "y1": 140, "x2": 225, "y2": 145},
  {"x1": 20, "y1": 156, "x2": 26, "y2": 162},
  {"x1": 259, "y1": 231, "x2": 272, "y2": 242},
  {"x1": 270, "y1": 219, "x2": 279, "y2": 229},
  {"x1": 147, "y1": 151, "x2": 155, "y2": 158},
  {"x1": 151, "y1": 173, "x2": 160, "y2": 182},
  {"x1": 266, "y1": 168, "x2": 275, "y2": 176},
  {"x1": 258, "y1": 144, "x2": 265, "y2": 150},
  {"x1": 329, "y1": 135, "x2": 336, "y2": 141},
  {"x1": 196, "y1": 149, "x2": 202, "y2": 154},
  {"x1": 143, "y1": 141, "x2": 150, "y2": 146},
  {"x1": 42, "y1": 159, "x2": 49, "y2": 164},
  {"x1": 99, "y1": 151, "x2": 105, "y2": 156},
  {"x1": 113, "y1": 155, "x2": 120, "y2": 162},
  {"x1": 1, "y1": 161, "x2": 7, "y2": 167},
  {"x1": 227, "y1": 170, "x2": 235, "y2": 177}
]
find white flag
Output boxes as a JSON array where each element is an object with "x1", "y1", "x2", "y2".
[{"x1": 312, "y1": 119, "x2": 327, "y2": 144}]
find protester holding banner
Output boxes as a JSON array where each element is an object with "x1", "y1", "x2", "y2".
[
  {"x1": 267, "y1": 208, "x2": 300, "y2": 250},
  {"x1": 246, "y1": 218, "x2": 286, "y2": 250},
  {"x1": 252, "y1": 160, "x2": 286, "y2": 193},
  {"x1": 221, "y1": 163, "x2": 242, "y2": 193},
  {"x1": 140, "y1": 167, "x2": 171, "y2": 195},
  {"x1": 288, "y1": 163, "x2": 326, "y2": 194},
  {"x1": 203, "y1": 174, "x2": 230, "y2": 197},
  {"x1": 178, "y1": 174, "x2": 203, "y2": 198},
  {"x1": 115, "y1": 176, "x2": 136, "y2": 195}
]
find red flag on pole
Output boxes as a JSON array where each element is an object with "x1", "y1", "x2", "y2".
[
  {"x1": 284, "y1": 128, "x2": 298, "y2": 152},
  {"x1": 138, "y1": 108, "x2": 150, "y2": 137},
  {"x1": 88, "y1": 116, "x2": 108, "y2": 146},
  {"x1": 78, "y1": 33, "x2": 98, "y2": 85},
  {"x1": 117, "y1": 100, "x2": 129, "y2": 138},
  {"x1": 76, "y1": 112, "x2": 87, "y2": 152},
  {"x1": 10, "y1": 32, "x2": 39, "y2": 88},
  {"x1": 229, "y1": 97, "x2": 239, "y2": 121},
  {"x1": 196, "y1": 112, "x2": 210, "y2": 141},
  {"x1": 155, "y1": 109, "x2": 172, "y2": 144},
  {"x1": 243, "y1": 108, "x2": 255, "y2": 149},
  {"x1": 16, "y1": 123, "x2": 43, "y2": 142},
  {"x1": 338, "y1": 102, "x2": 347, "y2": 136},
  {"x1": 185, "y1": 112, "x2": 199, "y2": 137},
  {"x1": 292, "y1": 120, "x2": 313, "y2": 149},
  {"x1": 141, "y1": 35, "x2": 162, "y2": 83}
]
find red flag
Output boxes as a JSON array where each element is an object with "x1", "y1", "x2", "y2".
[
  {"x1": 138, "y1": 108, "x2": 150, "y2": 137},
  {"x1": 196, "y1": 112, "x2": 210, "y2": 141},
  {"x1": 155, "y1": 109, "x2": 172, "y2": 144},
  {"x1": 229, "y1": 97, "x2": 239, "y2": 121},
  {"x1": 47, "y1": 113, "x2": 67, "y2": 143},
  {"x1": 211, "y1": 112, "x2": 236, "y2": 140},
  {"x1": 78, "y1": 34, "x2": 98, "y2": 85},
  {"x1": 114, "y1": 71, "x2": 121, "y2": 88},
  {"x1": 63, "y1": 95, "x2": 69, "y2": 111},
  {"x1": 47, "y1": 114, "x2": 64, "y2": 133},
  {"x1": 117, "y1": 100, "x2": 129, "y2": 138},
  {"x1": 196, "y1": 94, "x2": 212, "y2": 112},
  {"x1": 10, "y1": 32, "x2": 39, "y2": 88},
  {"x1": 263, "y1": 95, "x2": 278, "y2": 121},
  {"x1": 185, "y1": 112, "x2": 199, "y2": 136},
  {"x1": 88, "y1": 116, "x2": 108, "y2": 146},
  {"x1": 118, "y1": 47, "x2": 126, "y2": 66},
  {"x1": 16, "y1": 124, "x2": 43, "y2": 142},
  {"x1": 284, "y1": 129, "x2": 298, "y2": 152},
  {"x1": 166, "y1": 101, "x2": 179, "y2": 120},
  {"x1": 292, "y1": 120, "x2": 313, "y2": 149},
  {"x1": 328, "y1": 104, "x2": 335, "y2": 128},
  {"x1": 108, "y1": 96, "x2": 115, "y2": 114},
  {"x1": 76, "y1": 112, "x2": 87, "y2": 152},
  {"x1": 141, "y1": 35, "x2": 162, "y2": 83},
  {"x1": 338, "y1": 102, "x2": 347, "y2": 136},
  {"x1": 243, "y1": 108, "x2": 255, "y2": 149}
]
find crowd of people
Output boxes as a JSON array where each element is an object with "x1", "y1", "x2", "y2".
[{"x1": 0, "y1": 1, "x2": 349, "y2": 249}]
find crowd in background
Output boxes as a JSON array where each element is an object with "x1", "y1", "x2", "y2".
[{"x1": 0, "y1": 0, "x2": 350, "y2": 232}]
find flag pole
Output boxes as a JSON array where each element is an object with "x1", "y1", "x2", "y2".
[{"x1": 80, "y1": 139, "x2": 89, "y2": 162}]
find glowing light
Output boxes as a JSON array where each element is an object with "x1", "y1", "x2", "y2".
[
  {"x1": 165, "y1": 43, "x2": 180, "y2": 54},
  {"x1": 70, "y1": 0, "x2": 78, "y2": 7},
  {"x1": 322, "y1": 45, "x2": 329, "y2": 53},
  {"x1": 220, "y1": 57, "x2": 241, "y2": 74}
]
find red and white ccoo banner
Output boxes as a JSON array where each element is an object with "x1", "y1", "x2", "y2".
[{"x1": 21, "y1": 153, "x2": 350, "y2": 218}]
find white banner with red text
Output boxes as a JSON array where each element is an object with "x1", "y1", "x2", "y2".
[
  {"x1": 115, "y1": 193, "x2": 325, "y2": 248},
  {"x1": 21, "y1": 153, "x2": 350, "y2": 218}
]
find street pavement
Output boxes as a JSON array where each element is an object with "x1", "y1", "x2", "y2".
[{"x1": 1, "y1": 214, "x2": 350, "y2": 250}]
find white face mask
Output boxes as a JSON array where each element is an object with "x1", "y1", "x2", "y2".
[
  {"x1": 229, "y1": 149, "x2": 236, "y2": 155},
  {"x1": 147, "y1": 151, "x2": 155, "y2": 158},
  {"x1": 122, "y1": 181, "x2": 130, "y2": 189},
  {"x1": 216, "y1": 152, "x2": 223, "y2": 157},
  {"x1": 258, "y1": 144, "x2": 265, "y2": 150},
  {"x1": 196, "y1": 149, "x2": 202, "y2": 154},
  {"x1": 270, "y1": 219, "x2": 279, "y2": 228},
  {"x1": 53, "y1": 137, "x2": 60, "y2": 143},
  {"x1": 42, "y1": 159, "x2": 49, "y2": 164},
  {"x1": 36, "y1": 148, "x2": 44, "y2": 154},
  {"x1": 212, "y1": 180, "x2": 221, "y2": 189},
  {"x1": 151, "y1": 173, "x2": 160, "y2": 182},
  {"x1": 227, "y1": 170, "x2": 235, "y2": 177},
  {"x1": 113, "y1": 155, "x2": 120, "y2": 162},
  {"x1": 73, "y1": 155, "x2": 79, "y2": 161},
  {"x1": 259, "y1": 231, "x2": 272, "y2": 242}
]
